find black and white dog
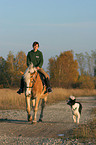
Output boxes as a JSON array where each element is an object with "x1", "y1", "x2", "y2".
[{"x1": 67, "y1": 96, "x2": 82, "y2": 124}]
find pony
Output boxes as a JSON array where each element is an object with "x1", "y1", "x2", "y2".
[{"x1": 24, "y1": 63, "x2": 48, "y2": 124}]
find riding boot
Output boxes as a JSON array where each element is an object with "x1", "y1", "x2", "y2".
[
  {"x1": 17, "y1": 76, "x2": 24, "y2": 94},
  {"x1": 45, "y1": 77, "x2": 52, "y2": 93}
]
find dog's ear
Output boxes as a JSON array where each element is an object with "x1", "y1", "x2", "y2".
[{"x1": 74, "y1": 99, "x2": 76, "y2": 102}]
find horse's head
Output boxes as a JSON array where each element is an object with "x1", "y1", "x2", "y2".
[{"x1": 24, "y1": 63, "x2": 37, "y2": 82}]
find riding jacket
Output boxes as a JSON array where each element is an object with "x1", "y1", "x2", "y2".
[{"x1": 27, "y1": 50, "x2": 43, "y2": 68}]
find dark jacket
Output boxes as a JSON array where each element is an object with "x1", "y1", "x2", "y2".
[{"x1": 27, "y1": 50, "x2": 43, "y2": 68}]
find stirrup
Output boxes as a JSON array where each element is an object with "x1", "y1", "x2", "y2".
[{"x1": 47, "y1": 87, "x2": 52, "y2": 93}]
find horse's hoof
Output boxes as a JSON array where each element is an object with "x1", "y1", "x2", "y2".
[
  {"x1": 38, "y1": 118, "x2": 42, "y2": 122},
  {"x1": 28, "y1": 115, "x2": 32, "y2": 122},
  {"x1": 32, "y1": 121, "x2": 37, "y2": 124}
]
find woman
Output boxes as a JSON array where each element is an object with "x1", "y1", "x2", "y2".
[{"x1": 17, "y1": 41, "x2": 52, "y2": 94}]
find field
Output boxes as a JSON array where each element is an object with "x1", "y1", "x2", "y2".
[
  {"x1": 0, "y1": 88, "x2": 96, "y2": 110},
  {"x1": 0, "y1": 88, "x2": 96, "y2": 144}
]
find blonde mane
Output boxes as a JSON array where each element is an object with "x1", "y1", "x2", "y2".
[{"x1": 24, "y1": 63, "x2": 37, "y2": 83}]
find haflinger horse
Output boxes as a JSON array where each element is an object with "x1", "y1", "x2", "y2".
[{"x1": 24, "y1": 63, "x2": 48, "y2": 124}]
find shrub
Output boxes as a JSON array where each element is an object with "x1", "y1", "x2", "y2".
[{"x1": 79, "y1": 74, "x2": 95, "y2": 89}]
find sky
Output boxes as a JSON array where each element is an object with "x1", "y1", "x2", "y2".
[{"x1": 0, "y1": 0, "x2": 96, "y2": 70}]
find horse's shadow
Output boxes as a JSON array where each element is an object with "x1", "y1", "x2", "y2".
[
  {"x1": 0, "y1": 118, "x2": 28, "y2": 124},
  {"x1": 0, "y1": 118, "x2": 72, "y2": 125},
  {"x1": 40, "y1": 120, "x2": 73, "y2": 124}
]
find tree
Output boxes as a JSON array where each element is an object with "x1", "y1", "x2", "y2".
[
  {"x1": 91, "y1": 50, "x2": 96, "y2": 76},
  {"x1": 48, "y1": 50, "x2": 79, "y2": 88},
  {"x1": 6, "y1": 51, "x2": 15, "y2": 86},
  {"x1": 76, "y1": 50, "x2": 96, "y2": 76},
  {"x1": 14, "y1": 51, "x2": 27, "y2": 86},
  {"x1": 78, "y1": 73, "x2": 95, "y2": 89},
  {"x1": 75, "y1": 53, "x2": 86, "y2": 75},
  {"x1": 0, "y1": 51, "x2": 27, "y2": 87},
  {"x1": 48, "y1": 56, "x2": 59, "y2": 87},
  {"x1": 0, "y1": 57, "x2": 8, "y2": 87}
]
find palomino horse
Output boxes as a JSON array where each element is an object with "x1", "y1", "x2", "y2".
[{"x1": 24, "y1": 63, "x2": 48, "y2": 124}]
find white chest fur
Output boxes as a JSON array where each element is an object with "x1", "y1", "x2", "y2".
[{"x1": 72, "y1": 103, "x2": 79, "y2": 116}]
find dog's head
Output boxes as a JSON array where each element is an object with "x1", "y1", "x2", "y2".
[{"x1": 67, "y1": 95, "x2": 76, "y2": 106}]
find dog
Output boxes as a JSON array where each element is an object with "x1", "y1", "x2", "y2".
[{"x1": 67, "y1": 96, "x2": 82, "y2": 124}]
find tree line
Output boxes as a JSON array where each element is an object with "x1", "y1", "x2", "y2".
[
  {"x1": 48, "y1": 50, "x2": 96, "y2": 89},
  {"x1": 0, "y1": 50, "x2": 96, "y2": 89},
  {"x1": 0, "y1": 51, "x2": 27, "y2": 88}
]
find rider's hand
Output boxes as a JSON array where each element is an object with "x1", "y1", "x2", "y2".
[{"x1": 36, "y1": 67, "x2": 40, "y2": 70}]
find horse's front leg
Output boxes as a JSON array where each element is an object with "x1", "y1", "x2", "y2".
[
  {"x1": 25, "y1": 96, "x2": 32, "y2": 122},
  {"x1": 32, "y1": 98, "x2": 40, "y2": 124}
]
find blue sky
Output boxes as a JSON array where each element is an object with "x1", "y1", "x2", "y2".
[{"x1": 0, "y1": 0, "x2": 96, "y2": 70}]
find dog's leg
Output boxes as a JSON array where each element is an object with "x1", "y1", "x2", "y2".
[
  {"x1": 73, "y1": 115, "x2": 76, "y2": 123},
  {"x1": 77, "y1": 113, "x2": 80, "y2": 124}
]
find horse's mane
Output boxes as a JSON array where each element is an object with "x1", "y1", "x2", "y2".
[{"x1": 24, "y1": 63, "x2": 37, "y2": 83}]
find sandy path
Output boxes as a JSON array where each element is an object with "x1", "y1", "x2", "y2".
[{"x1": 0, "y1": 97, "x2": 96, "y2": 144}]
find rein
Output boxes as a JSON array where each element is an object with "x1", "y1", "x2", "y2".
[{"x1": 26, "y1": 71, "x2": 45, "y2": 94}]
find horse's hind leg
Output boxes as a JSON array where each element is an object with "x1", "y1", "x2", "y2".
[
  {"x1": 39, "y1": 99, "x2": 45, "y2": 122},
  {"x1": 39, "y1": 97, "x2": 47, "y2": 122},
  {"x1": 25, "y1": 96, "x2": 32, "y2": 122}
]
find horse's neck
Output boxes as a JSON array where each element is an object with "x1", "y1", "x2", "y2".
[
  {"x1": 33, "y1": 72, "x2": 43, "y2": 90},
  {"x1": 30, "y1": 71, "x2": 38, "y2": 81},
  {"x1": 34, "y1": 71, "x2": 38, "y2": 79}
]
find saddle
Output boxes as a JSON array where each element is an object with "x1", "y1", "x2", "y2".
[
  {"x1": 30, "y1": 72, "x2": 47, "y2": 99},
  {"x1": 38, "y1": 71, "x2": 46, "y2": 86}
]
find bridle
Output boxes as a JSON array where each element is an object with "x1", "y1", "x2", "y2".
[
  {"x1": 26, "y1": 70, "x2": 45, "y2": 96},
  {"x1": 26, "y1": 71, "x2": 38, "y2": 89}
]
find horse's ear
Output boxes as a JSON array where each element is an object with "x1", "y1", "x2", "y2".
[
  {"x1": 34, "y1": 67, "x2": 37, "y2": 71},
  {"x1": 30, "y1": 63, "x2": 33, "y2": 67}
]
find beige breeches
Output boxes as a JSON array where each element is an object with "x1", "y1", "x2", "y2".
[{"x1": 38, "y1": 68, "x2": 49, "y2": 79}]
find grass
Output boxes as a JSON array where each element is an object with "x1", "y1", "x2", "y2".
[
  {"x1": 72, "y1": 108, "x2": 96, "y2": 144},
  {"x1": 61, "y1": 108, "x2": 96, "y2": 144},
  {"x1": 0, "y1": 88, "x2": 96, "y2": 143},
  {"x1": 47, "y1": 88, "x2": 96, "y2": 104},
  {"x1": 0, "y1": 88, "x2": 26, "y2": 110},
  {"x1": 73, "y1": 119, "x2": 96, "y2": 141},
  {"x1": 0, "y1": 88, "x2": 96, "y2": 109}
]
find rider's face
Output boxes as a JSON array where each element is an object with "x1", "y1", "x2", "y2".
[{"x1": 33, "y1": 44, "x2": 39, "y2": 52}]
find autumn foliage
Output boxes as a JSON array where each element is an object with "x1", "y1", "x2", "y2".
[
  {"x1": 78, "y1": 73, "x2": 95, "y2": 89},
  {"x1": 0, "y1": 50, "x2": 96, "y2": 89},
  {"x1": 0, "y1": 51, "x2": 27, "y2": 87},
  {"x1": 48, "y1": 51, "x2": 79, "y2": 88}
]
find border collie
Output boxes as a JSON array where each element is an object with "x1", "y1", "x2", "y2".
[{"x1": 67, "y1": 96, "x2": 82, "y2": 124}]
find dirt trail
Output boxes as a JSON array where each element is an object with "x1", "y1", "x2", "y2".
[{"x1": 0, "y1": 97, "x2": 96, "y2": 144}]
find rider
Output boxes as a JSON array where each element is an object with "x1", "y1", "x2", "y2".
[{"x1": 17, "y1": 41, "x2": 52, "y2": 94}]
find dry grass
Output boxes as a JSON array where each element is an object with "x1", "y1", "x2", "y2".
[
  {"x1": 0, "y1": 88, "x2": 96, "y2": 109},
  {"x1": 72, "y1": 108, "x2": 96, "y2": 144},
  {"x1": 0, "y1": 88, "x2": 96, "y2": 143},
  {"x1": 47, "y1": 88, "x2": 96, "y2": 104},
  {"x1": 67, "y1": 119, "x2": 96, "y2": 144},
  {"x1": 61, "y1": 108, "x2": 96, "y2": 144},
  {"x1": 0, "y1": 88, "x2": 25, "y2": 110}
]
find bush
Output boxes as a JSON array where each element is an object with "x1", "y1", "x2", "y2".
[{"x1": 79, "y1": 74, "x2": 95, "y2": 89}]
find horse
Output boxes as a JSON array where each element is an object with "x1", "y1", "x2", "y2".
[{"x1": 24, "y1": 63, "x2": 48, "y2": 124}]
